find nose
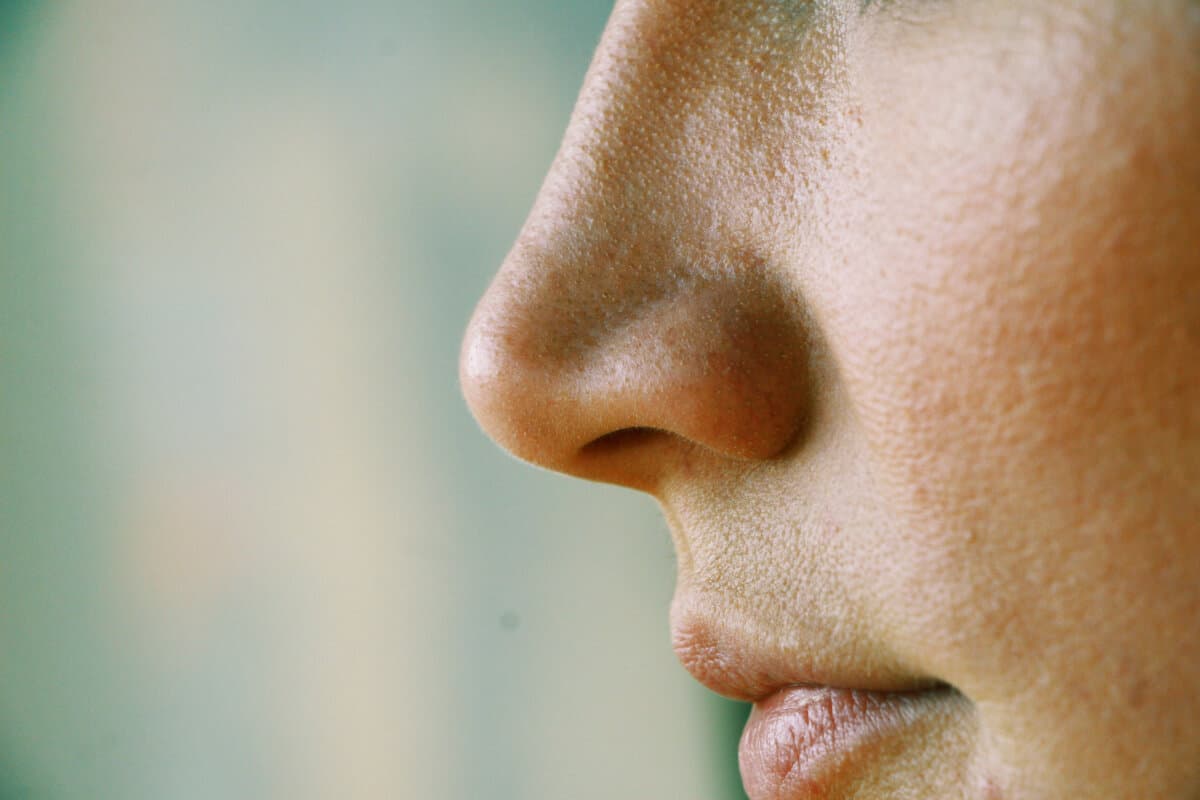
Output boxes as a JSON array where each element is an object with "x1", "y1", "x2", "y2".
[{"x1": 460, "y1": 1, "x2": 814, "y2": 493}]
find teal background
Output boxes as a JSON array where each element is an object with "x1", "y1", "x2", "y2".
[{"x1": 0, "y1": 3, "x2": 750, "y2": 798}]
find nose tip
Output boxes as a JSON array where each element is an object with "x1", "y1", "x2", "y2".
[
  {"x1": 460, "y1": 285, "x2": 581, "y2": 473},
  {"x1": 460, "y1": 243, "x2": 811, "y2": 491}
]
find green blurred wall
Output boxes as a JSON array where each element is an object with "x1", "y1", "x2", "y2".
[{"x1": 0, "y1": 3, "x2": 749, "y2": 798}]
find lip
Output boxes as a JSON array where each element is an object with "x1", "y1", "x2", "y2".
[
  {"x1": 671, "y1": 610, "x2": 952, "y2": 799},
  {"x1": 671, "y1": 608, "x2": 935, "y2": 702},
  {"x1": 740, "y1": 685, "x2": 948, "y2": 800}
]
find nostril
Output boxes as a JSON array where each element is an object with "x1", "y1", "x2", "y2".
[
  {"x1": 573, "y1": 426, "x2": 685, "y2": 493},
  {"x1": 581, "y1": 426, "x2": 668, "y2": 457}
]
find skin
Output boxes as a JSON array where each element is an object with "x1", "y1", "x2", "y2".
[{"x1": 461, "y1": 1, "x2": 1200, "y2": 797}]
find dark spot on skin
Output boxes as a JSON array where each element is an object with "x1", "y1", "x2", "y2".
[
  {"x1": 499, "y1": 610, "x2": 521, "y2": 631},
  {"x1": 1129, "y1": 678, "x2": 1149, "y2": 709}
]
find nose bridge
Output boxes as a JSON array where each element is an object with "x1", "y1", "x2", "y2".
[
  {"x1": 528, "y1": 0, "x2": 798, "y2": 266},
  {"x1": 522, "y1": 6, "x2": 735, "y2": 288},
  {"x1": 462, "y1": 0, "x2": 817, "y2": 488}
]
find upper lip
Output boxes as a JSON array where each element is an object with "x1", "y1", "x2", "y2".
[
  {"x1": 670, "y1": 598, "x2": 939, "y2": 704},
  {"x1": 671, "y1": 609, "x2": 831, "y2": 703}
]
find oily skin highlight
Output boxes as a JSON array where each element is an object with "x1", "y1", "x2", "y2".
[{"x1": 462, "y1": 1, "x2": 1200, "y2": 796}]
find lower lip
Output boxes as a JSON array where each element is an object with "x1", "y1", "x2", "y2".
[{"x1": 739, "y1": 685, "x2": 942, "y2": 800}]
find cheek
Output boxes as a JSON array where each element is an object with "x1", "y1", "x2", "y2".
[{"x1": 813, "y1": 3, "x2": 1200, "y2": 689}]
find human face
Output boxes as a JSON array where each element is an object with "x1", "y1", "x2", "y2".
[{"x1": 461, "y1": 1, "x2": 1200, "y2": 797}]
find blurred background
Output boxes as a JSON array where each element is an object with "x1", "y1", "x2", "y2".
[{"x1": 0, "y1": 2, "x2": 749, "y2": 797}]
